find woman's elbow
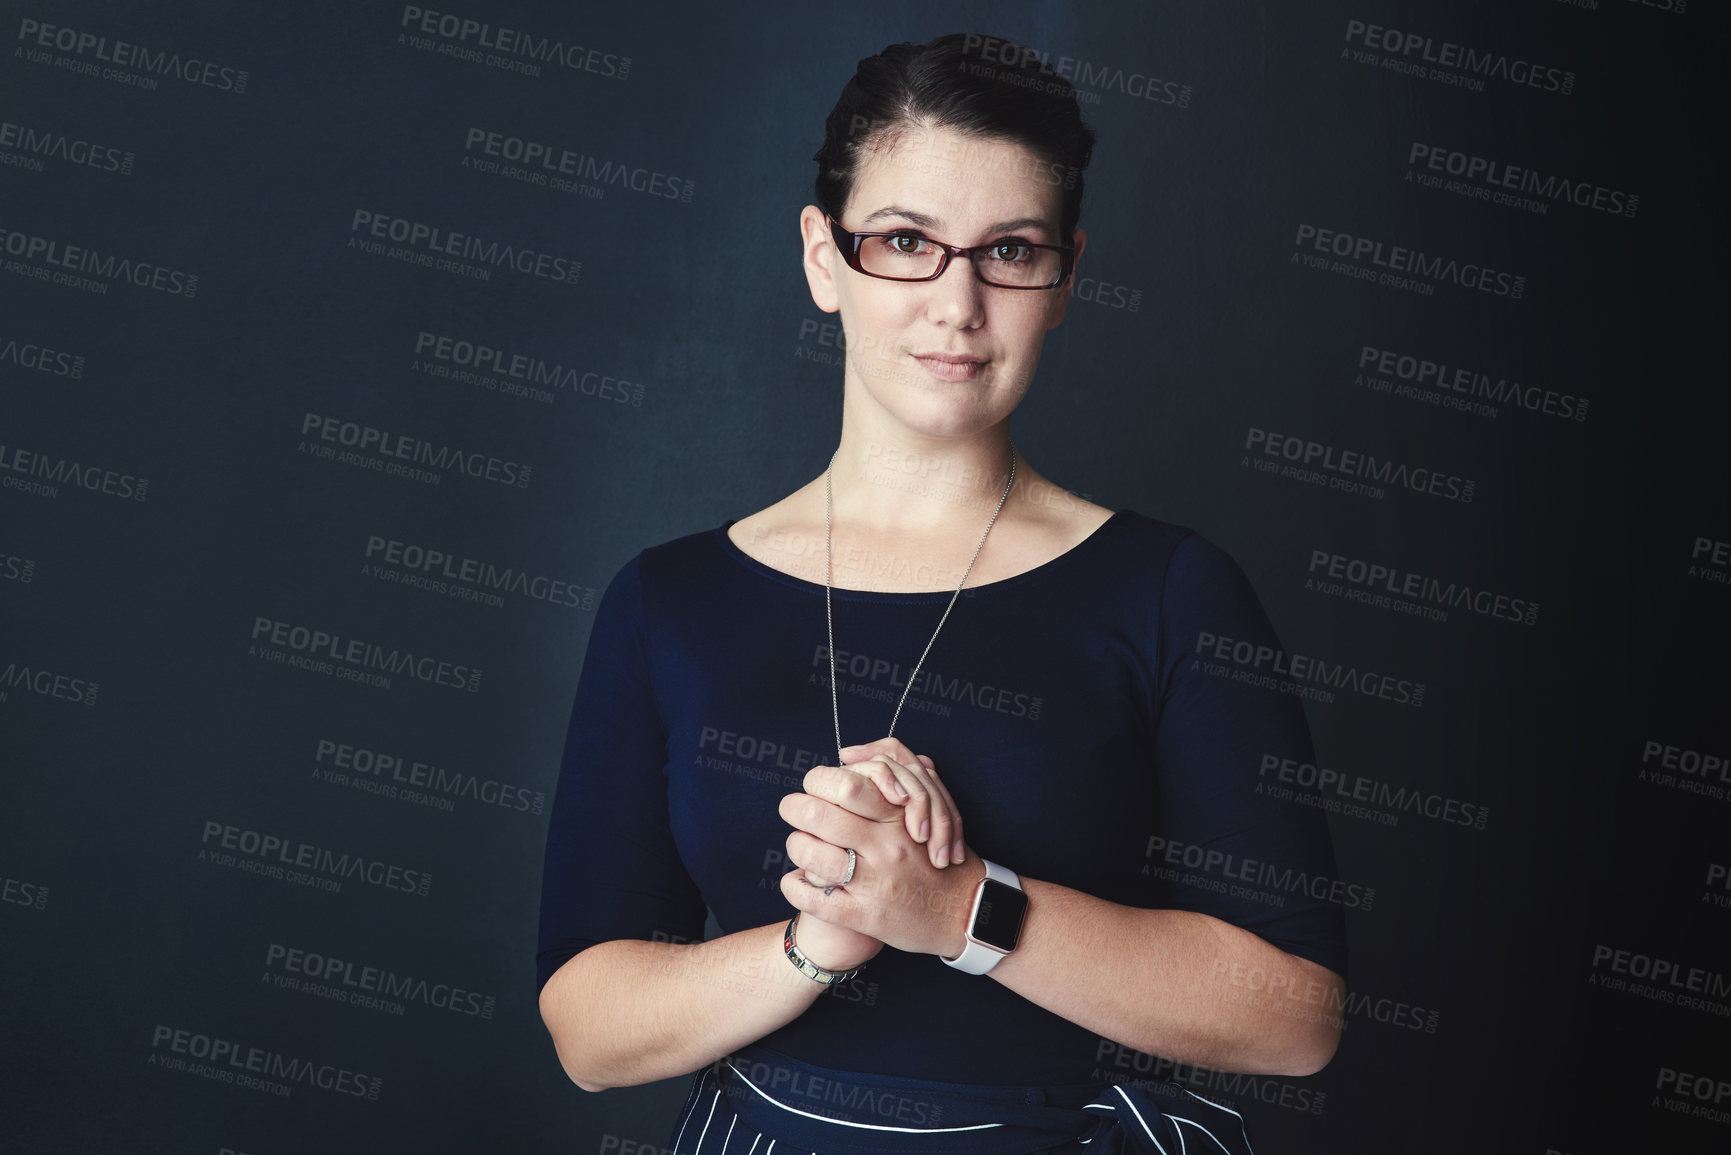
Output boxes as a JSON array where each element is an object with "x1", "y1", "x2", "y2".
[
  {"x1": 544, "y1": 1023, "x2": 620, "y2": 1093},
  {"x1": 565, "y1": 1066, "x2": 612, "y2": 1094},
  {"x1": 1275, "y1": 967, "x2": 1344, "y2": 1077},
  {"x1": 540, "y1": 980, "x2": 613, "y2": 1092},
  {"x1": 1278, "y1": 1019, "x2": 1341, "y2": 1077}
]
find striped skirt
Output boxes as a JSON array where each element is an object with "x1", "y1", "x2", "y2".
[{"x1": 666, "y1": 1044, "x2": 1257, "y2": 1155}]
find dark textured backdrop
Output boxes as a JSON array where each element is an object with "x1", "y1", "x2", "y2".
[{"x1": 2, "y1": 2, "x2": 1726, "y2": 1152}]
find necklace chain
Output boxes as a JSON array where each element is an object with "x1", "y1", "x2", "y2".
[{"x1": 824, "y1": 443, "x2": 1018, "y2": 765}]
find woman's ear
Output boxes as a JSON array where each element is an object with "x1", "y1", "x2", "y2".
[{"x1": 801, "y1": 204, "x2": 842, "y2": 314}]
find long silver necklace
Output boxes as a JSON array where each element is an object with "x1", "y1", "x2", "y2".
[{"x1": 824, "y1": 442, "x2": 1017, "y2": 763}]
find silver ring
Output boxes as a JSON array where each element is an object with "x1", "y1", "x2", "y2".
[{"x1": 840, "y1": 847, "x2": 857, "y2": 886}]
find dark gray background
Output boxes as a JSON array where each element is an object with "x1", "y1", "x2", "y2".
[{"x1": 2, "y1": 1, "x2": 1725, "y2": 1152}]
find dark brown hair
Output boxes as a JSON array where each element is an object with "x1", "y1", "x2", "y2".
[{"x1": 814, "y1": 33, "x2": 1097, "y2": 243}]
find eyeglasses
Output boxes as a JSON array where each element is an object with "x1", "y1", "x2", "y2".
[{"x1": 827, "y1": 216, "x2": 1074, "y2": 290}]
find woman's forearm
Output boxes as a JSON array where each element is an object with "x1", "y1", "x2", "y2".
[
  {"x1": 989, "y1": 878, "x2": 1343, "y2": 1076},
  {"x1": 538, "y1": 921, "x2": 838, "y2": 1091},
  {"x1": 783, "y1": 784, "x2": 1344, "y2": 1077}
]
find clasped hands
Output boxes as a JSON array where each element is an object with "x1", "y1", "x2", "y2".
[{"x1": 778, "y1": 737, "x2": 980, "y2": 975}]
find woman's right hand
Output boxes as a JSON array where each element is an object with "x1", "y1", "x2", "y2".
[{"x1": 821, "y1": 737, "x2": 967, "y2": 869}]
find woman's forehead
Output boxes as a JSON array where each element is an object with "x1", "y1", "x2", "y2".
[{"x1": 849, "y1": 125, "x2": 1063, "y2": 234}]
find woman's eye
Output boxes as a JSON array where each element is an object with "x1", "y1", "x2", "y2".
[
  {"x1": 991, "y1": 243, "x2": 1032, "y2": 262},
  {"x1": 889, "y1": 234, "x2": 928, "y2": 254}
]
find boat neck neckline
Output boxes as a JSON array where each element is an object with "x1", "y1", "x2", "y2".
[{"x1": 712, "y1": 509, "x2": 1131, "y2": 601}]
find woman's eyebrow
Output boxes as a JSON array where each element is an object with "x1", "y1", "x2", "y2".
[
  {"x1": 857, "y1": 207, "x2": 1055, "y2": 237},
  {"x1": 859, "y1": 206, "x2": 941, "y2": 229}
]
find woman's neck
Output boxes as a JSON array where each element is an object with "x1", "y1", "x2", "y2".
[{"x1": 828, "y1": 425, "x2": 1019, "y2": 535}]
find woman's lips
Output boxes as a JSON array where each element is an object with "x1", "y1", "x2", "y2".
[{"x1": 911, "y1": 353, "x2": 986, "y2": 382}]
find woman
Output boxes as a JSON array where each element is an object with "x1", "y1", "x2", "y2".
[{"x1": 538, "y1": 32, "x2": 1347, "y2": 1154}]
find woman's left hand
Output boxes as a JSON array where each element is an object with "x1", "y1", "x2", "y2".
[{"x1": 778, "y1": 772, "x2": 980, "y2": 959}]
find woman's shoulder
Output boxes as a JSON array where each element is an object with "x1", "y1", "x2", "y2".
[
  {"x1": 637, "y1": 522, "x2": 730, "y2": 562},
  {"x1": 1090, "y1": 510, "x2": 1263, "y2": 605},
  {"x1": 591, "y1": 523, "x2": 735, "y2": 600},
  {"x1": 1093, "y1": 507, "x2": 1205, "y2": 566}
]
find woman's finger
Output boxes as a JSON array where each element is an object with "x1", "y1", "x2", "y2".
[
  {"x1": 843, "y1": 757, "x2": 911, "y2": 808},
  {"x1": 786, "y1": 830, "x2": 858, "y2": 891},
  {"x1": 860, "y1": 753, "x2": 958, "y2": 869},
  {"x1": 912, "y1": 756, "x2": 964, "y2": 866},
  {"x1": 841, "y1": 738, "x2": 922, "y2": 770},
  {"x1": 801, "y1": 765, "x2": 901, "y2": 822},
  {"x1": 839, "y1": 740, "x2": 963, "y2": 867}
]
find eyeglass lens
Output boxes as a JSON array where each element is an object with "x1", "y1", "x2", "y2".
[{"x1": 856, "y1": 234, "x2": 1062, "y2": 288}]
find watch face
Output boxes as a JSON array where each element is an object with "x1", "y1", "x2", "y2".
[{"x1": 972, "y1": 879, "x2": 1028, "y2": 952}]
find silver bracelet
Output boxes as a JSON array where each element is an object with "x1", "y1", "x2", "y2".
[{"x1": 782, "y1": 914, "x2": 864, "y2": 985}]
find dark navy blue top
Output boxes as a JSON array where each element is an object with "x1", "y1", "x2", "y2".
[{"x1": 537, "y1": 510, "x2": 1346, "y2": 1084}]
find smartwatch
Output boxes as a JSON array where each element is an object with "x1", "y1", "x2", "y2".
[{"x1": 941, "y1": 858, "x2": 1027, "y2": 975}]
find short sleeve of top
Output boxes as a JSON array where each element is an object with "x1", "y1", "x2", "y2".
[
  {"x1": 536, "y1": 511, "x2": 1347, "y2": 1082},
  {"x1": 535, "y1": 556, "x2": 707, "y2": 989},
  {"x1": 1147, "y1": 532, "x2": 1350, "y2": 974}
]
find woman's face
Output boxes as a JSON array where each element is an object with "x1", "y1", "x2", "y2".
[{"x1": 801, "y1": 123, "x2": 1087, "y2": 444}]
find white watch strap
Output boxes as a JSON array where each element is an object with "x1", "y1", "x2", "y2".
[{"x1": 942, "y1": 858, "x2": 1021, "y2": 975}]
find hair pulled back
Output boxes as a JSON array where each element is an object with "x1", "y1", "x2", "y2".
[{"x1": 814, "y1": 33, "x2": 1097, "y2": 243}]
